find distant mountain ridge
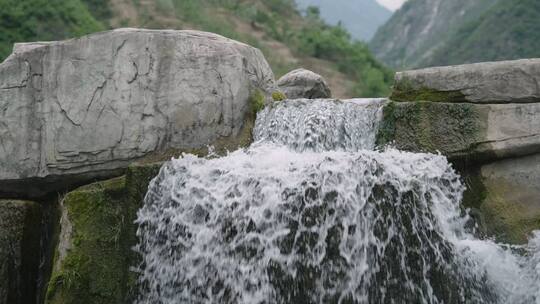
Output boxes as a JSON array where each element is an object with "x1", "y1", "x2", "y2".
[
  {"x1": 295, "y1": 0, "x2": 392, "y2": 41},
  {"x1": 369, "y1": 0, "x2": 496, "y2": 68},
  {"x1": 426, "y1": 0, "x2": 540, "y2": 67},
  {"x1": 370, "y1": 0, "x2": 540, "y2": 69}
]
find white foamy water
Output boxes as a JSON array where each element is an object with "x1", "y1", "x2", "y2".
[
  {"x1": 253, "y1": 99, "x2": 386, "y2": 152},
  {"x1": 135, "y1": 99, "x2": 540, "y2": 304}
]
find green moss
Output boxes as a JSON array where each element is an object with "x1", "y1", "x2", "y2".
[
  {"x1": 44, "y1": 164, "x2": 171, "y2": 304},
  {"x1": 379, "y1": 101, "x2": 486, "y2": 159},
  {"x1": 391, "y1": 88, "x2": 467, "y2": 103},
  {"x1": 46, "y1": 177, "x2": 131, "y2": 304},
  {"x1": 45, "y1": 140, "x2": 258, "y2": 303},
  {"x1": 375, "y1": 101, "x2": 397, "y2": 147},
  {"x1": 124, "y1": 164, "x2": 162, "y2": 300},
  {"x1": 250, "y1": 89, "x2": 266, "y2": 114},
  {"x1": 458, "y1": 165, "x2": 540, "y2": 245},
  {"x1": 390, "y1": 78, "x2": 467, "y2": 103},
  {"x1": 479, "y1": 178, "x2": 540, "y2": 244},
  {"x1": 272, "y1": 91, "x2": 286, "y2": 101},
  {"x1": 377, "y1": 101, "x2": 423, "y2": 150}
]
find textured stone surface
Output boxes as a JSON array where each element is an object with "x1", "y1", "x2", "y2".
[
  {"x1": 277, "y1": 68, "x2": 331, "y2": 99},
  {"x1": 0, "y1": 200, "x2": 42, "y2": 304},
  {"x1": 0, "y1": 28, "x2": 275, "y2": 198},
  {"x1": 463, "y1": 154, "x2": 540, "y2": 244},
  {"x1": 377, "y1": 101, "x2": 540, "y2": 161},
  {"x1": 391, "y1": 59, "x2": 540, "y2": 103}
]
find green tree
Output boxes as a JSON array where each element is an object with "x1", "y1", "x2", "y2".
[{"x1": 0, "y1": 0, "x2": 103, "y2": 61}]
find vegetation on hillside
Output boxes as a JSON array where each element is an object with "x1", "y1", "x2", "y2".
[
  {"x1": 427, "y1": 0, "x2": 540, "y2": 66},
  {"x1": 369, "y1": 0, "x2": 496, "y2": 69},
  {"x1": 0, "y1": 0, "x2": 104, "y2": 60},
  {"x1": 80, "y1": 0, "x2": 113, "y2": 24},
  {"x1": 0, "y1": 0, "x2": 393, "y2": 97}
]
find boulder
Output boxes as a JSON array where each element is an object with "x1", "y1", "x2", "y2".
[
  {"x1": 377, "y1": 101, "x2": 540, "y2": 161},
  {"x1": 277, "y1": 68, "x2": 331, "y2": 99},
  {"x1": 0, "y1": 28, "x2": 276, "y2": 198},
  {"x1": 0, "y1": 200, "x2": 42, "y2": 304},
  {"x1": 391, "y1": 59, "x2": 540, "y2": 103}
]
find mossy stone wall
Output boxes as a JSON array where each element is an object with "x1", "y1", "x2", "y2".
[{"x1": 45, "y1": 164, "x2": 161, "y2": 304}]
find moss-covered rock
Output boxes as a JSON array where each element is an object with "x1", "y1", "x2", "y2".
[
  {"x1": 375, "y1": 101, "x2": 397, "y2": 147},
  {"x1": 376, "y1": 101, "x2": 487, "y2": 160},
  {"x1": 377, "y1": 100, "x2": 540, "y2": 244},
  {"x1": 44, "y1": 128, "x2": 259, "y2": 304},
  {"x1": 272, "y1": 91, "x2": 287, "y2": 101},
  {"x1": 250, "y1": 89, "x2": 267, "y2": 114},
  {"x1": 463, "y1": 154, "x2": 540, "y2": 244},
  {"x1": 45, "y1": 164, "x2": 161, "y2": 304},
  {"x1": 0, "y1": 200, "x2": 42, "y2": 304},
  {"x1": 390, "y1": 78, "x2": 467, "y2": 103}
]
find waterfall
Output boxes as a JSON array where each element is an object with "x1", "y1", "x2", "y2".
[
  {"x1": 135, "y1": 99, "x2": 540, "y2": 304},
  {"x1": 253, "y1": 99, "x2": 386, "y2": 152}
]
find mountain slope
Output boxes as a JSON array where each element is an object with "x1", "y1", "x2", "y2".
[
  {"x1": 369, "y1": 0, "x2": 497, "y2": 68},
  {"x1": 295, "y1": 0, "x2": 392, "y2": 41},
  {"x1": 426, "y1": 0, "x2": 540, "y2": 66}
]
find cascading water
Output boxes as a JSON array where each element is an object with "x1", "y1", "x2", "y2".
[
  {"x1": 135, "y1": 99, "x2": 540, "y2": 304},
  {"x1": 253, "y1": 99, "x2": 386, "y2": 152}
]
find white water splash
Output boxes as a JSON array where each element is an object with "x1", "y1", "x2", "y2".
[
  {"x1": 253, "y1": 99, "x2": 386, "y2": 152},
  {"x1": 135, "y1": 99, "x2": 540, "y2": 304}
]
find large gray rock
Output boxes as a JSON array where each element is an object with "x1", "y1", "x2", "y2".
[
  {"x1": 0, "y1": 200, "x2": 42, "y2": 304},
  {"x1": 277, "y1": 68, "x2": 331, "y2": 99},
  {"x1": 391, "y1": 59, "x2": 540, "y2": 103},
  {"x1": 377, "y1": 101, "x2": 540, "y2": 161},
  {"x1": 0, "y1": 28, "x2": 276, "y2": 198}
]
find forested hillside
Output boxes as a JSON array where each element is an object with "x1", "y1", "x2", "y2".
[
  {"x1": 369, "y1": 0, "x2": 496, "y2": 69},
  {"x1": 0, "y1": 0, "x2": 393, "y2": 97},
  {"x1": 371, "y1": 0, "x2": 540, "y2": 69},
  {"x1": 426, "y1": 0, "x2": 540, "y2": 66}
]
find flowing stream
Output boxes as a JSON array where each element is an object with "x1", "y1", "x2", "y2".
[{"x1": 135, "y1": 99, "x2": 540, "y2": 304}]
